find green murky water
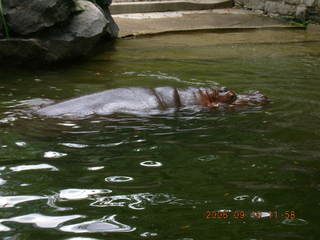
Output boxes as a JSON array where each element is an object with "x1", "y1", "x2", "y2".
[{"x1": 0, "y1": 30, "x2": 320, "y2": 240}]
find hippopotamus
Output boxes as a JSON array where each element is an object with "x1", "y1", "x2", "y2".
[{"x1": 36, "y1": 87, "x2": 268, "y2": 118}]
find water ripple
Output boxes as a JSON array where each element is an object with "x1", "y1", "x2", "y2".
[
  {"x1": 57, "y1": 122, "x2": 80, "y2": 128},
  {"x1": 233, "y1": 195, "x2": 250, "y2": 201},
  {"x1": 58, "y1": 189, "x2": 112, "y2": 201},
  {"x1": 59, "y1": 143, "x2": 89, "y2": 148},
  {"x1": 65, "y1": 238, "x2": 100, "y2": 240},
  {"x1": 197, "y1": 155, "x2": 219, "y2": 162},
  {"x1": 15, "y1": 141, "x2": 27, "y2": 147},
  {"x1": 140, "y1": 161, "x2": 163, "y2": 167},
  {"x1": 0, "y1": 195, "x2": 47, "y2": 208},
  {"x1": 282, "y1": 218, "x2": 308, "y2": 226},
  {"x1": 91, "y1": 193, "x2": 180, "y2": 210},
  {"x1": 140, "y1": 232, "x2": 158, "y2": 237},
  {"x1": 60, "y1": 215, "x2": 136, "y2": 233},
  {"x1": 251, "y1": 196, "x2": 265, "y2": 203},
  {"x1": 0, "y1": 213, "x2": 83, "y2": 232},
  {"x1": 44, "y1": 151, "x2": 67, "y2": 158},
  {"x1": 9, "y1": 164, "x2": 58, "y2": 172},
  {"x1": 105, "y1": 176, "x2": 134, "y2": 183},
  {"x1": 87, "y1": 166, "x2": 105, "y2": 171},
  {"x1": 0, "y1": 178, "x2": 7, "y2": 185}
]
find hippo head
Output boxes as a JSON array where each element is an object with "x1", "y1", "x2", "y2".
[
  {"x1": 199, "y1": 88, "x2": 268, "y2": 108},
  {"x1": 199, "y1": 87, "x2": 237, "y2": 107}
]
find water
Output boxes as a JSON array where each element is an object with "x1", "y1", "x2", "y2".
[{"x1": 0, "y1": 30, "x2": 320, "y2": 240}]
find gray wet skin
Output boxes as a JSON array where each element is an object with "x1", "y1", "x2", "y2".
[{"x1": 36, "y1": 87, "x2": 267, "y2": 118}]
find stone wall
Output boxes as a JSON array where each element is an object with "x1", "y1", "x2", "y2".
[{"x1": 235, "y1": 0, "x2": 320, "y2": 22}]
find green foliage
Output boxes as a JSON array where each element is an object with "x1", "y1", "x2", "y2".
[
  {"x1": 0, "y1": 0, "x2": 10, "y2": 38},
  {"x1": 73, "y1": 0, "x2": 85, "y2": 11},
  {"x1": 289, "y1": 19, "x2": 312, "y2": 27}
]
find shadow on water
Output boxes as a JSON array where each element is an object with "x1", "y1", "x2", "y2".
[{"x1": 0, "y1": 29, "x2": 320, "y2": 239}]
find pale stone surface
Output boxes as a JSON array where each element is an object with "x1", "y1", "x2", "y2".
[
  {"x1": 110, "y1": 0, "x2": 233, "y2": 14},
  {"x1": 296, "y1": 4, "x2": 307, "y2": 21},
  {"x1": 113, "y1": 9, "x2": 298, "y2": 38},
  {"x1": 236, "y1": 0, "x2": 320, "y2": 21}
]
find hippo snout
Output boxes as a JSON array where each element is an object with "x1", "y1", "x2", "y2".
[{"x1": 233, "y1": 91, "x2": 269, "y2": 106}]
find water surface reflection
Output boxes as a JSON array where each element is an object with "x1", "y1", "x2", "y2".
[{"x1": 0, "y1": 30, "x2": 319, "y2": 239}]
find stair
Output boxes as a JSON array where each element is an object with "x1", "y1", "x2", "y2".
[
  {"x1": 110, "y1": 0, "x2": 300, "y2": 38},
  {"x1": 110, "y1": 0, "x2": 233, "y2": 14}
]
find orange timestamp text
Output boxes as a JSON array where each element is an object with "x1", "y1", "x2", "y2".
[{"x1": 205, "y1": 210, "x2": 296, "y2": 220}]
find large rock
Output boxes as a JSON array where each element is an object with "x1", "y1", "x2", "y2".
[
  {"x1": 0, "y1": 39, "x2": 48, "y2": 65},
  {"x1": 0, "y1": 0, "x2": 118, "y2": 65},
  {"x1": 0, "y1": 22, "x2": 3, "y2": 38},
  {"x1": 2, "y1": 0, "x2": 75, "y2": 35},
  {"x1": 42, "y1": 0, "x2": 115, "y2": 62}
]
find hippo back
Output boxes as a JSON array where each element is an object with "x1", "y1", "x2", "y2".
[
  {"x1": 37, "y1": 87, "x2": 163, "y2": 118},
  {"x1": 153, "y1": 87, "x2": 181, "y2": 108}
]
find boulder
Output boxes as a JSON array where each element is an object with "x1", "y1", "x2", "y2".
[
  {"x1": 0, "y1": 39, "x2": 48, "y2": 65},
  {"x1": 0, "y1": 0, "x2": 118, "y2": 65},
  {"x1": 0, "y1": 22, "x2": 3, "y2": 38},
  {"x1": 42, "y1": 0, "x2": 114, "y2": 62},
  {"x1": 103, "y1": 8, "x2": 119, "y2": 39},
  {"x1": 2, "y1": 0, "x2": 75, "y2": 35},
  {"x1": 91, "y1": 0, "x2": 113, "y2": 7}
]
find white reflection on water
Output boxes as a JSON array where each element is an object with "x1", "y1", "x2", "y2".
[
  {"x1": 59, "y1": 143, "x2": 89, "y2": 148},
  {"x1": 0, "y1": 116, "x2": 17, "y2": 123},
  {"x1": 65, "y1": 238, "x2": 100, "y2": 240},
  {"x1": 15, "y1": 141, "x2": 27, "y2": 147},
  {"x1": 58, "y1": 189, "x2": 112, "y2": 200},
  {"x1": 60, "y1": 215, "x2": 136, "y2": 233},
  {"x1": 251, "y1": 196, "x2": 265, "y2": 203},
  {"x1": 0, "y1": 178, "x2": 6, "y2": 185},
  {"x1": 197, "y1": 154, "x2": 219, "y2": 162},
  {"x1": 44, "y1": 151, "x2": 67, "y2": 158},
  {"x1": 91, "y1": 193, "x2": 180, "y2": 210},
  {"x1": 105, "y1": 176, "x2": 134, "y2": 183},
  {"x1": 87, "y1": 166, "x2": 105, "y2": 171},
  {"x1": 0, "y1": 195, "x2": 47, "y2": 208},
  {"x1": 233, "y1": 195, "x2": 250, "y2": 201},
  {"x1": 282, "y1": 218, "x2": 308, "y2": 226},
  {"x1": 57, "y1": 122, "x2": 79, "y2": 128},
  {"x1": 0, "y1": 213, "x2": 83, "y2": 232},
  {"x1": 9, "y1": 163, "x2": 58, "y2": 172},
  {"x1": 140, "y1": 232, "x2": 158, "y2": 237},
  {"x1": 140, "y1": 161, "x2": 163, "y2": 167}
]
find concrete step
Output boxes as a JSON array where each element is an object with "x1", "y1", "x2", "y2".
[
  {"x1": 112, "y1": 9, "x2": 302, "y2": 38},
  {"x1": 110, "y1": 0, "x2": 233, "y2": 14}
]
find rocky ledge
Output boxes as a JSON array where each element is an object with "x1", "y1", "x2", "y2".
[{"x1": 0, "y1": 0, "x2": 118, "y2": 66}]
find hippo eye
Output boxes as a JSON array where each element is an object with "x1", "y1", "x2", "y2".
[{"x1": 219, "y1": 87, "x2": 228, "y2": 93}]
